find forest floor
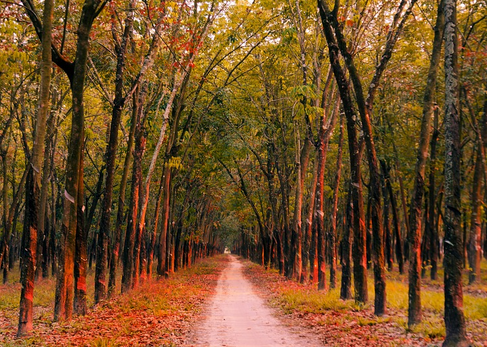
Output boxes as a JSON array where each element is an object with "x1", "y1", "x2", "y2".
[
  {"x1": 243, "y1": 258, "x2": 487, "y2": 347},
  {"x1": 1, "y1": 255, "x2": 487, "y2": 346},
  {"x1": 0, "y1": 256, "x2": 226, "y2": 346}
]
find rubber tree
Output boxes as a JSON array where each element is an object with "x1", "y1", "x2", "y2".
[
  {"x1": 442, "y1": 0, "x2": 469, "y2": 344},
  {"x1": 53, "y1": 0, "x2": 107, "y2": 322},
  {"x1": 407, "y1": 0, "x2": 445, "y2": 326},
  {"x1": 17, "y1": 0, "x2": 53, "y2": 335},
  {"x1": 95, "y1": 0, "x2": 164, "y2": 303},
  {"x1": 467, "y1": 100, "x2": 487, "y2": 284},
  {"x1": 20, "y1": 0, "x2": 107, "y2": 322},
  {"x1": 318, "y1": 2, "x2": 368, "y2": 304},
  {"x1": 319, "y1": 0, "x2": 417, "y2": 315},
  {"x1": 134, "y1": 3, "x2": 217, "y2": 287}
]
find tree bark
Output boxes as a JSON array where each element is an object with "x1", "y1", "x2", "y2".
[
  {"x1": 322, "y1": 0, "x2": 418, "y2": 316},
  {"x1": 18, "y1": 169, "x2": 37, "y2": 335},
  {"x1": 330, "y1": 117, "x2": 344, "y2": 289},
  {"x1": 108, "y1": 92, "x2": 138, "y2": 296},
  {"x1": 148, "y1": 167, "x2": 165, "y2": 278},
  {"x1": 316, "y1": 130, "x2": 327, "y2": 291},
  {"x1": 408, "y1": 0, "x2": 445, "y2": 326},
  {"x1": 384, "y1": 161, "x2": 404, "y2": 274},
  {"x1": 340, "y1": 185, "x2": 353, "y2": 300},
  {"x1": 137, "y1": 9, "x2": 214, "y2": 282},
  {"x1": 318, "y1": 0, "x2": 368, "y2": 304},
  {"x1": 304, "y1": 150, "x2": 319, "y2": 284},
  {"x1": 53, "y1": 0, "x2": 105, "y2": 322},
  {"x1": 429, "y1": 110, "x2": 440, "y2": 280},
  {"x1": 17, "y1": 0, "x2": 54, "y2": 335},
  {"x1": 74, "y1": 142, "x2": 87, "y2": 315},
  {"x1": 94, "y1": 4, "x2": 134, "y2": 303},
  {"x1": 121, "y1": 86, "x2": 147, "y2": 293},
  {"x1": 467, "y1": 101, "x2": 486, "y2": 284},
  {"x1": 156, "y1": 165, "x2": 172, "y2": 277},
  {"x1": 292, "y1": 122, "x2": 303, "y2": 282},
  {"x1": 97, "y1": 0, "x2": 165, "y2": 300},
  {"x1": 316, "y1": 98, "x2": 339, "y2": 290},
  {"x1": 442, "y1": 0, "x2": 468, "y2": 344},
  {"x1": 381, "y1": 162, "x2": 393, "y2": 271},
  {"x1": 37, "y1": 112, "x2": 57, "y2": 279}
]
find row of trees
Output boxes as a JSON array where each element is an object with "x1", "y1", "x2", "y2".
[
  {"x1": 0, "y1": 0, "x2": 485, "y2": 345},
  {"x1": 0, "y1": 0, "x2": 233, "y2": 337},
  {"x1": 224, "y1": 0, "x2": 484, "y2": 346}
]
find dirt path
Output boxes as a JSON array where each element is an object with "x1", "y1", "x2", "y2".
[{"x1": 188, "y1": 255, "x2": 321, "y2": 347}]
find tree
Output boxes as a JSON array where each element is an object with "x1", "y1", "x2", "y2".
[
  {"x1": 318, "y1": 2, "x2": 368, "y2": 303},
  {"x1": 319, "y1": 0, "x2": 418, "y2": 315},
  {"x1": 467, "y1": 101, "x2": 486, "y2": 284},
  {"x1": 407, "y1": 0, "x2": 445, "y2": 326},
  {"x1": 52, "y1": 0, "x2": 107, "y2": 322},
  {"x1": 17, "y1": 0, "x2": 53, "y2": 334},
  {"x1": 20, "y1": 0, "x2": 107, "y2": 321},
  {"x1": 94, "y1": 0, "x2": 136, "y2": 303},
  {"x1": 95, "y1": 0, "x2": 166, "y2": 303},
  {"x1": 442, "y1": 0, "x2": 469, "y2": 345},
  {"x1": 329, "y1": 116, "x2": 344, "y2": 288}
]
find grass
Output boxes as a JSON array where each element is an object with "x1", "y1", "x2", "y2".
[
  {"x1": 278, "y1": 287, "x2": 357, "y2": 314},
  {"x1": 0, "y1": 266, "x2": 100, "y2": 314},
  {"x1": 378, "y1": 264, "x2": 487, "y2": 321},
  {"x1": 0, "y1": 277, "x2": 56, "y2": 310}
]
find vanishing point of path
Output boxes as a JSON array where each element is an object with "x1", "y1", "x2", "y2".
[{"x1": 189, "y1": 255, "x2": 321, "y2": 347}]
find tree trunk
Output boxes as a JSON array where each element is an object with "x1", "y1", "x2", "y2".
[
  {"x1": 0, "y1": 164, "x2": 27, "y2": 277},
  {"x1": 408, "y1": 0, "x2": 445, "y2": 326},
  {"x1": 0, "y1": 154, "x2": 8, "y2": 272},
  {"x1": 138, "y1": 13, "x2": 214, "y2": 281},
  {"x1": 340, "y1": 185, "x2": 353, "y2": 300},
  {"x1": 38, "y1": 112, "x2": 57, "y2": 279},
  {"x1": 322, "y1": 0, "x2": 419, "y2": 316},
  {"x1": 384, "y1": 162, "x2": 404, "y2": 274},
  {"x1": 54, "y1": 0, "x2": 104, "y2": 322},
  {"x1": 392, "y1": 142, "x2": 410, "y2": 260},
  {"x1": 315, "y1": 74, "x2": 338, "y2": 290},
  {"x1": 74, "y1": 143, "x2": 87, "y2": 315},
  {"x1": 136, "y1": 77, "x2": 184, "y2": 283},
  {"x1": 95, "y1": 0, "x2": 135, "y2": 303},
  {"x1": 468, "y1": 140, "x2": 483, "y2": 284},
  {"x1": 108, "y1": 92, "x2": 138, "y2": 296},
  {"x1": 122, "y1": 87, "x2": 147, "y2": 293},
  {"x1": 17, "y1": 0, "x2": 53, "y2": 334},
  {"x1": 50, "y1": 172, "x2": 59, "y2": 277},
  {"x1": 292, "y1": 122, "x2": 303, "y2": 282},
  {"x1": 329, "y1": 116, "x2": 344, "y2": 289},
  {"x1": 302, "y1": 148, "x2": 318, "y2": 283},
  {"x1": 467, "y1": 102, "x2": 486, "y2": 284},
  {"x1": 318, "y1": 1, "x2": 368, "y2": 304},
  {"x1": 316, "y1": 134, "x2": 327, "y2": 291},
  {"x1": 429, "y1": 110, "x2": 440, "y2": 280},
  {"x1": 18, "y1": 169, "x2": 37, "y2": 335},
  {"x1": 382, "y1": 168, "x2": 393, "y2": 271},
  {"x1": 442, "y1": 0, "x2": 468, "y2": 344},
  {"x1": 148, "y1": 168, "x2": 165, "y2": 279}
]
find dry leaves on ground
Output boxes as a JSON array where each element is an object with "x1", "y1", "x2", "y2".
[
  {"x1": 242, "y1": 261, "x2": 487, "y2": 347},
  {"x1": 0, "y1": 256, "x2": 228, "y2": 346}
]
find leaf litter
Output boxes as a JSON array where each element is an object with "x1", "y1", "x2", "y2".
[
  {"x1": 242, "y1": 260, "x2": 487, "y2": 347},
  {"x1": 0, "y1": 256, "x2": 227, "y2": 346}
]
